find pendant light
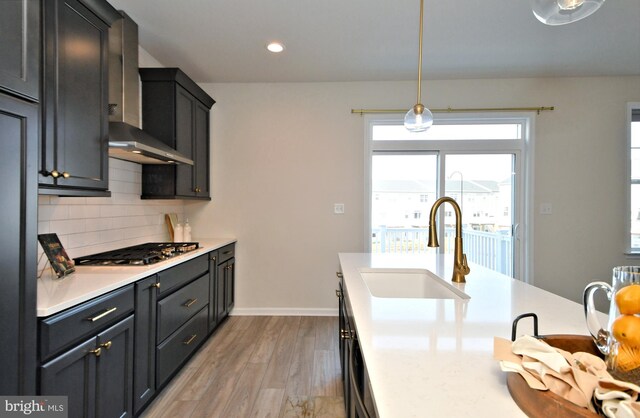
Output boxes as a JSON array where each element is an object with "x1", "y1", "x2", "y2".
[
  {"x1": 532, "y1": 0, "x2": 605, "y2": 25},
  {"x1": 404, "y1": 0, "x2": 433, "y2": 132}
]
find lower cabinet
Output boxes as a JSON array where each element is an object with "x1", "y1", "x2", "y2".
[
  {"x1": 40, "y1": 315, "x2": 134, "y2": 418},
  {"x1": 209, "y1": 244, "x2": 235, "y2": 331},
  {"x1": 337, "y1": 273, "x2": 377, "y2": 418},
  {"x1": 133, "y1": 276, "x2": 158, "y2": 414},
  {"x1": 38, "y1": 243, "x2": 237, "y2": 417}
]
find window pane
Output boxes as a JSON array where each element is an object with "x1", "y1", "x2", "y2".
[
  {"x1": 371, "y1": 154, "x2": 437, "y2": 254},
  {"x1": 633, "y1": 121, "x2": 640, "y2": 148},
  {"x1": 444, "y1": 154, "x2": 515, "y2": 277},
  {"x1": 632, "y1": 148, "x2": 640, "y2": 180},
  {"x1": 632, "y1": 184, "x2": 640, "y2": 249},
  {"x1": 372, "y1": 123, "x2": 521, "y2": 141}
]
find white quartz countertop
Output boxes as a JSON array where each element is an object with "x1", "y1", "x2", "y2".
[
  {"x1": 338, "y1": 252, "x2": 603, "y2": 418},
  {"x1": 37, "y1": 239, "x2": 236, "y2": 317}
]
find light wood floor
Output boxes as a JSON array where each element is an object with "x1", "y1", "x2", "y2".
[{"x1": 141, "y1": 316, "x2": 346, "y2": 418}]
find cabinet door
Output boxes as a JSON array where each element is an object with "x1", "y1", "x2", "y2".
[
  {"x1": 40, "y1": 338, "x2": 98, "y2": 418},
  {"x1": 216, "y1": 262, "x2": 226, "y2": 321},
  {"x1": 41, "y1": 0, "x2": 109, "y2": 193},
  {"x1": 95, "y1": 316, "x2": 134, "y2": 418},
  {"x1": 175, "y1": 85, "x2": 196, "y2": 197},
  {"x1": 194, "y1": 101, "x2": 210, "y2": 198},
  {"x1": 225, "y1": 259, "x2": 235, "y2": 313},
  {"x1": 0, "y1": 0, "x2": 40, "y2": 100},
  {"x1": 0, "y1": 93, "x2": 38, "y2": 395},
  {"x1": 208, "y1": 252, "x2": 218, "y2": 332},
  {"x1": 134, "y1": 276, "x2": 157, "y2": 414}
]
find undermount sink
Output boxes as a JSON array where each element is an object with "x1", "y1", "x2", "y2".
[{"x1": 359, "y1": 268, "x2": 470, "y2": 300}]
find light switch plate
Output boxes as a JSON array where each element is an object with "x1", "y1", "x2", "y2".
[
  {"x1": 540, "y1": 203, "x2": 552, "y2": 215},
  {"x1": 334, "y1": 203, "x2": 345, "y2": 214}
]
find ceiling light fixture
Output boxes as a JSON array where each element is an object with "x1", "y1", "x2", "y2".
[
  {"x1": 532, "y1": 0, "x2": 605, "y2": 25},
  {"x1": 404, "y1": 0, "x2": 433, "y2": 133},
  {"x1": 266, "y1": 42, "x2": 285, "y2": 53}
]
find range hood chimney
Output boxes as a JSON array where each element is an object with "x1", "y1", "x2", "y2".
[{"x1": 108, "y1": 11, "x2": 193, "y2": 165}]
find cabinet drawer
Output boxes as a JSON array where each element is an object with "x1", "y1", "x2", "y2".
[
  {"x1": 217, "y1": 243, "x2": 235, "y2": 264},
  {"x1": 157, "y1": 274, "x2": 208, "y2": 343},
  {"x1": 156, "y1": 306, "x2": 207, "y2": 387},
  {"x1": 39, "y1": 285, "x2": 134, "y2": 361},
  {"x1": 157, "y1": 254, "x2": 208, "y2": 297}
]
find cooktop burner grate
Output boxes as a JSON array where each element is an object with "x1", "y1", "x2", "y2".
[{"x1": 74, "y1": 242, "x2": 200, "y2": 266}]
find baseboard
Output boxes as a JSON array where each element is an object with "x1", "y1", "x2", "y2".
[{"x1": 230, "y1": 307, "x2": 338, "y2": 316}]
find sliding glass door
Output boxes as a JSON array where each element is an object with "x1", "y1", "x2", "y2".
[{"x1": 367, "y1": 114, "x2": 530, "y2": 280}]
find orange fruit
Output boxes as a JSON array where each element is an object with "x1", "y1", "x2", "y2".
[
  {"x1": 615, "y1": 344, "x2": 640, "y2": 371},
  {"x1": 612, "y1": 315, "x2": 640, "y2": 347},
  {"x1": 616, "y1": 285, "x2": 640, "y2": 315}
]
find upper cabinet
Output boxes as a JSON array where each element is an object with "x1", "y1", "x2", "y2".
[
  {"x1": 0, "y1": 0, "x2": 40, "y2": 102},
  {"x1": 39, "y1": 0, "x2": 120, "y2": 196},
  {"x1": 139, "y1": 68, "x2": 215, "y2": 200}
]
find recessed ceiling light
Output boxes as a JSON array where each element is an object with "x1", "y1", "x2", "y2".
[{"x1": 266, "y1": 42, "x2": 285, "y2": 53}]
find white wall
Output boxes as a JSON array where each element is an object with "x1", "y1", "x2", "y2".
[{"x1": 185, "y1": 76, "x2": 640, "y2": 313}]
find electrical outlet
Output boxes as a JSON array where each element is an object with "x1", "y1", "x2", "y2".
[{"x1": 334, "y1": 203, "x2": 345, "y2": 214}]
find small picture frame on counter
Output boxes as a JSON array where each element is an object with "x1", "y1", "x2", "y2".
[{"x1": 38, "y1": 233, "x2": 75, "y2": 278}]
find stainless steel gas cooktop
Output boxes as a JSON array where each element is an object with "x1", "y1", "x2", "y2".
[{"x1": 74, "y1": 242, "x2": 199, "y2": 266}]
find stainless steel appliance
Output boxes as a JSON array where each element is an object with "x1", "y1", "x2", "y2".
[{"x1": 74, "y1": 242, "x2": 199, "y2": 266}]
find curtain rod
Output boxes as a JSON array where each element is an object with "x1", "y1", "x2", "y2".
[{"x1": 351, "y1": 106, "x2": 555, "y2": 116}]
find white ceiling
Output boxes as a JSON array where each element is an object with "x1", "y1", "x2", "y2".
[{"x1": 106, "y1": 0, "x2": 640, "y2": 83}]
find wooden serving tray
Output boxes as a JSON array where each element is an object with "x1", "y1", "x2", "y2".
[{"x1": 506, "y1": 334, "x2": 602, "y2": 418}]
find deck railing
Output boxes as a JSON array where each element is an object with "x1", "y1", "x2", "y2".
[{"x1": 372, "y1": 226, "x2": 513, "y2": 277}]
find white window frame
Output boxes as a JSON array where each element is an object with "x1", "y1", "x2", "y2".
[
  {"x1": 626, "y1": 102, "x2": 640, "y2": 255},
  {"x1": 363, "y1": 112, "x2": 536, "y2": 284}
]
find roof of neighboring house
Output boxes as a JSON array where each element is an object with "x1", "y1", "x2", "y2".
[{"x1": 372, "y1": 179, "x2": 501, "y2": 194}]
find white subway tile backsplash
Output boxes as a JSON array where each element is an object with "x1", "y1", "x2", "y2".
[
  {"x1": 68, "y1": 205, "x2": 101, "y2": 219},
  {"x1": 37, "y1": 158, "x2": 183, "y2": 256}
]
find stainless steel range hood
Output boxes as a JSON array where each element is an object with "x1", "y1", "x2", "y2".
[{"x1": 108, "y1": 11, "x2": 193, "y2": 166}]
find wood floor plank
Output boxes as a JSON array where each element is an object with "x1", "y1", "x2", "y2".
[
  {"x1": 314, "y1": 317, "x2": 335, "y2": 351},
  {"x1": 139, "y1": 366, "x2": 196, "y2": 417},
  {"x1": 250, "y1": 388, "x2": 285, "y2": 418},
  {"x1": 311, "y1": 350, "x2": 341, "y2": 397},
  {"x1": 285, "y1": 335, "x2": 315, "y2": 396},
  {"x1": 220, "y1": 362, "x2": 268, "y2": 418},
  {"x1": 251, "y1": 316, "x2": 287, "y2": 364},
  {"x1": 261, "y1": 316, "x2": 301, "y2": 390},
  {"x1": 157, "y1": 400, "x2": 198, "y2": 418}
]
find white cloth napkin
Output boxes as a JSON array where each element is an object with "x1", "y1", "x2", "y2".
[{"x1": 494, "y1": 336, "x2": 640, "y2": 417}]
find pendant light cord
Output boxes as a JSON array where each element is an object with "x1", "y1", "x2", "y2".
[{"x1": 416, "y1": 0, "x2": 424, "y2": 105}]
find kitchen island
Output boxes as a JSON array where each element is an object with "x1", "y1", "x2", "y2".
[{"x1": 339, "y1": 252, "x2": 603, "y2": 418}]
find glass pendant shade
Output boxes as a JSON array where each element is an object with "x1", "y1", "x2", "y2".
[
  {"x1": 532, "y1": 0, "x2": 605, "y2": 25},
  {"x1": 404, "y1": 104, "x2": 433, "y2": 133}
]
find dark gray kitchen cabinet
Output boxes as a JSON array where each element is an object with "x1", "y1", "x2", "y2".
[
  {"x1": 139, "y1": 68, "x2": 215, "y2": 200},
  {"x1": 0, "y1": 92, "x2": 38, "y2": 395},
  {"x1": 39, "y1": 0, "x2": 120, "y2": 196},
  {"x1": 40, "y1": 315, "x2": 134, "y2": 418},
  {"x1": 154, "y1": 254, "x2": 211, "y2": 389},
  {"x1": 207, "y1": 250, "x2": 219, "y2": 332},
  {"x1": 133, "y1": 276, "x2": 158, "y2": 414},
  {"x1": 337, "y1": 273, "x2": 377, "y2": 418},
  {"x1": 0, "y1": 0, "x2": 40, "y2": 101},
  {"x1": 214, "y1": 244, "x2": 235, "y2": 322}
]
